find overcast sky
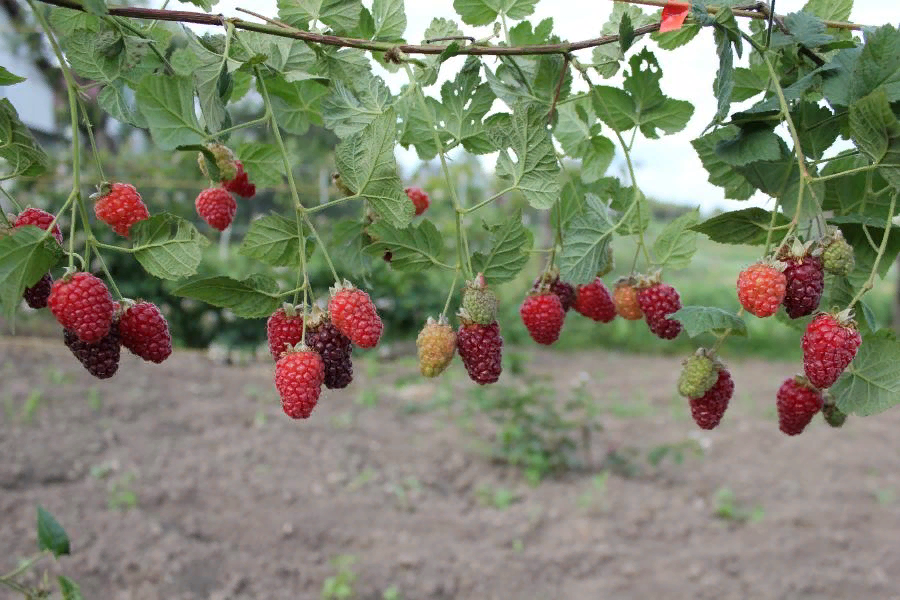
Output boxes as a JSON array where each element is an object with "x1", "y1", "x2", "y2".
[{"x1": 180, "y1": 0, "x2": 900, "y2": 212}]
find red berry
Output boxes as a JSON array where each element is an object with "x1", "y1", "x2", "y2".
[
  {"x1": 574, "y1": 278, "x2": 617, "y2": 323},
  {"x1": 520, "y1": 292, "x2": 565, "y2": 345},
  {"x1": 737, "y1": 263, "x2": 786, "y2": 318},
  {"x1": 801, "y1": 313, "x2": 861, "y2": 389},
  {"x1": 457, "y1": 321, "x2": 503, "y2": 385},
  {"x1": 223, "y1": 161, "x2": 256, "y2": 198},
  {"x1": 93, "y1": 182, "x2": 150, "y2": 237},
  {"x1": 48, "y1": 273, "x2": 115, "y2": 343},
  {"x1": 532, "y1": 274, "x2": 576, "y2": 312},
  {"x1": 305, "y1": 318, "x2": 353, "y2": 390},
  {"x1": 782, "y1": 255, "x2": 824, "y2": 319},
  {"x1": 14, "y1": 208, "x2": 62, "y2": 245},
  {"x1": 637, "y1": 282, "x2": 682, "y2": 339},
  {"x1": 64, "y1": 321, "x2": 121, "y2": 380},
  {"x1": 119, "y1": 301, "x2": 172, "y2": 363},
  {"x1": 275, "y1": 350, "x2": 325, "y2": 419},
  {"x1": 266, "y1": 307, "x2": 305, "y2": 360},
  {"x1": 195, "y1": 187, "x2": 236, "y2": 231},
  {"x1": 688, "y1": 367, "x2": 734, "y2": 430},
  {"x1": 328, "y1": 284, "x2": 383, "y2": 348},
  {"x1": 23, "y1": 273, "x2": 53, "y2": 309},
  {"x1": 613, "y1": 280, "x2": 642, "y2": 320},
  {"x1": 776, "y1": 376, "x2": 823, "y2": 436},
  {"x1": 405, "y1": 187, "x2": 429, "y2": 216}
]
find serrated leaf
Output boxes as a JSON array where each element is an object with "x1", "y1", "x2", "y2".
[
  {"x1": 0, "y1": 99, "x2": 50, "y2": 178},
  {"x1": 652, "y1": 23, "x2": 702, "y2": 50},
  {"x1": 822, "y1": 153, "x2": 894, "y2": 219},
  {"x1": 49, "y1": 6, "x2": 109, "y2": 36},
  {"x1": 730, "y1": 64, "x2": 769, "y2": 103},
  {"x1": 172, "y1": 275, "x2": 282, "y2": 318},
  {"x1": 771, "y1": 11, "x2": 832, "y2": 49},
  {"x1": 691, "y1": 207, "x2": 790, "y2": 245},
  {"x1": 135, "y1": 75, "x2": 205, "y2": 150},
  {"x1": 832, "y1": 331, "x2": 900, "y2": 416},
  {"x1": 802, "y1": 0, "x2": 852, "y2": 22},
  {"x1": 37, "y1": 506, "x2": 70, "y2": 558},
  {"x1": 83, "y1": 0, "x2": 108, "y2": 16},
  {"x1": 235, "y1": 143, "x2": 286, "y2": 188},
  {"x1": 493, "y1": 103, "x2": 561, "y2": 210},
  {"x1": 0, "y1": 227, "x2": 62, "y2": 320},
  {"x1": 793, "y1": 102, "x2": 842, "y2": 161},
  {"x1": 436, "y1": 56, "x2": 496, "y2": 151},
  {"x1": 184, "y1": 35, "x2": 229, "y2": 132},
  {"x1": 365, "y1": 219, "x2": 445, "y2": 272},
  {"x1": 653, "y1": 208, "x2": 700, "y2": 270},
  {"x1": 452, "y1": 0, "x2": 538, "y2": 26},
  {"x1": 264, "y1": 76, "x2": 327, "y2": 135},
  {"x1": 372, "y1": 0, "x2": 406, "y2": 40},
  {"x1": 0, "y1": 67, "x2": 26, "y2": 86},
  {"x1": 322, "y1": 77, "x2": 392, "y2": 138},
  {"x1": 97, "y1": 84, "x2": 146, "y2": 128},
  {"x1": 239, "y1": 214, "x2": 308, "y2": 267},
  {"x1": 485, "y1": 54, "x2": 570, "y2": 110},
  {"x1": 619, "y1": 12, "x2": 636, "y2": 53},
  {"x1": 277, "y1": 0, "x2": 363, "y2": 33},
  {"x1": 470, "y1": 210, "x2": 533, "y2": 284},
  {"x1": 712, "y1": 20, "x2": 734, "y2": 123},
  {"x1": 715, "y1": 127, "x2": 787, "y2": 166},
  {"x1": 335, "y1": 109, "x2": 413, "y2": 227},
  {"x1": 691, "y1": 127, "x2": 757, "y2": 200},
  {"x1": 849, "y1": 24, "x2": 900, "y2": 103},
  {"x1": 671, "y1": 306, "x2": 747, "y2": 338},
  {"x1": 130, "y1": 214, "x2": 209, "y2": 280},
  {"x1": 58, "y1": 576, "x2": 84, "y2": 600},
  {"x1": 331, "y1": 219, "x2": 370, "y2": 275},
  {"x1": 63, "y1": 31, "x2": 122, "y2": 84},
  {"x1": 559, "y1": 194, "x2": 616, "y2": 285},
  {"x1": 849, "y1": 88, "x2": 900, "y2": 188}
]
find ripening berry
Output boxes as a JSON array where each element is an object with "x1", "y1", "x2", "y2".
[
  {"x1": 14, "y1": 208, "x2": 63, "y2": 245},
  {"x1": 328, "y1": 282, "x2": 383, "y2": 348},
  {"x1": 737, "y1": 262, "x2": 786, "y2": 318},
  {"x1": 460, "y1": 273, "x2": 498, "y2": 325},
  {"x1": 678, "y1": 352, "x2": 719, "y2": 399},
  {"x1": 613, "y1": 279, "x2": 642, "y2": 320},
  {"x1": 195, "y1": 187, "x2": 237, "y2": 231},
  {"x1": 574, "y1": 278, "x2": 616, "y2": 323},
  {"x1": 637, "y1": 281, "x2": 682, "y2": 340},
  {"x1": 457, "y1": 321, "x2": 503, "y2": 385},
  {"x1": 49, "y1": 273, "x2": 116, "y2": 343},
  {"x1": 688, "y1": 367, "x2": 733, "y2": 430},
  {"x1": 802, "y1": 312, "x2": 861, "y2": 389},
  {"x1": 776, "y1": 376, "x2": 823, "y2": 436},
  {"x1": 405, "y1": 187, "x2": 430, "y2": 216},
  {"x1": 416, "y1": 317, "x2": 457, "y2": 377},
  {"x1": 520, "y1": 292, "x2": 566, "y2": 345},
  {"x1": 275, "y1": 349, "x2": 325, "y2": 419},
  {"x1": 782, "y1": 255, "x2": 824, "y2": 319},
  {"x1": 118, "y1": 301, "x2": 172, "y2": 363},
  {"x1": 267, "y1": 306, "x2": 305, "y2": 360},
  {"x1": 93, "y1": 182, "x2": 150, "y2": 237}
]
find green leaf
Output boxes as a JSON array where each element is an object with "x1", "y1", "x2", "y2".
[
  {"x1": 130, "y1": 214, "x2": 209, "y2": 280},
  {"x1": 278, "y1": 0, "x2": 363, "y2": 33},
  {"x1": 335, "y1": 109, "x2": 414, "y2": 227},
  {"x1": 364, "y1": 219, "x2": 445, "y2": 272},
  {"x1": 829, "y1": 215, "x2": 900, "y2": 280},
  {"x1": 436, "y1": 56, "x2": 496, "y2": 152},
  {"x1": 822, "y1": 153, "x2": 894, "y2": 219},
  {"x1": 135, "y1": 75, "x2": 205, "y2": 150},
  {"x1": 49, "y1": 6, "x2": 109, "y2": 36},
  {"x1": 485, "y1": 54, "x2": 571, "y2": 110},
  {"x1": 239, "y1": 214, "x2": 308, "y2": 267},
  {"x1": 619, "y1": 12, "x2": 636, "y2": 53},
  {"x1": 803, "y1": 0, "x2": 852, "y2": 22},
  {"x1": 452, "y1": 0, "x2": 538, "y2": 25},
  {"x1": 730, "y1": 64, "x2": 769, "y2": 103},
  {"x1": 671, "y1": 306, "x2": 747, "y2": 338},
  {"x1": 58, "y1": 576, "x2": 84, "y2": 600},
  {"x1": 264, "y1": 76, "x2": 327, "y2": 135},
  {"x1": 37, "y1": 506, "x2": 70, "y2": 558},
  {"x1": 322, "y1": 77, "x2": 392, "y2": 138},
  {"x1": 849, "y1": 88, "x2": 900, "y2": 187},
  {"x1": 97, "y1": 84, "x2": 146, "y2": 128},
  {"x1": 0, "y1": 66, "x2": 26, "y2": 86},
  {"x1": 0, "y1": 227, "x2": 63, "y2": 320},
  {"x1": 771, "y1": 11, "x2": 832, "y2": 48},
  {"x1": 559, "y1": 194, "x2": 616, "y2": 285},
  {"x1": 0, "y1": 99, "x2": 50, "y2": 178},
  {"x1": 652, "y1": 23, "x2": 702, "y2": 50},
  {"x1": 470, "y1": 210, "x2": 533, "y2": 284},
  {"x1": 235, "y1": 142, "x2": 286, "y2": 188},
  {"x1": 171, "y1": 275, "x2": 282, "y2": 318},
  {"x1": 653, "y1": 208, "x2": 700, "y2": 270},
  {"x1": 63, "y1": 31, "x2": 123, "y2": 84},
  {"x1": 83, "y1": 0, "x2": 109, "y2": 16},
  {"x1": 331, "y1": 219, "x2": 369, "y2": 275},
  {"x1": 493, "y1": 103, "x2": 561, "y2": 210},
  {"x1": 832, "y1": 331, "x2": 900, "y2": 416},
  {"x1": 850, "y1": 24, "x2": 900, "y2": 103},
  {"x1": 372, "y1": 0, "x2": 406, "y2": 40},
  {"x1": 691, "y1": 208, "x2": 789, "y2": 245},
  {"x1": 793, "y1": 102, "x2": 842, "y2": 161},
  {"x1": 591, "y1": 86, "x2": 637, "y2": 131},
  {"x1": 183, "y1": 35, "x2": 229, "y2": 133},
  {"x1": 715, "y1": 127, "x2": 787, "y2": 166},
  {"x1": 712, "y1": 18, "x2": 735, "y2": 123},
  {"x1": 691, "y1": 127, "x2": 757, "y2": 200}
]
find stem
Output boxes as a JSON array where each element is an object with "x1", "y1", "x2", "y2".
[
  {"x1": 0, "y1": 185, "x2": 22, "y2": 216},
  {"x1": 67, "y1": 193, "x2": 78, "y2": 268},
  {"x1": 848, "y1": 192, "x2": 897, "y2": 309},
  {"x1": 91, "y1": 242, "x2": 124, "y2": 298},
  {"x1": 440, "y1": 269, "x2": 460, "y2": 320},
  {"x1": 762, "y1": 197, "x2": 782, "y2": 256},
  {"x1": 306, "y1": 194, "x2": 359, "y2": 214},
  {"x1": 612, "y1": 129, "x2": 651, "y2": 267},
  {"x1": 78, "y1": 99, "x2": 105, "y2": 181},
  {"x1": 501, "y1": 13, "x2": 510, "y2": 44},
  {"x1": 809, "y1": 163, "x2": 880, "y2": 183},
  {"x1": 208, "y1": 114, "x2": 270, "y2": 140},
  {"x1": 461, "y1": 187, "x2": 514, "y2": 214}
]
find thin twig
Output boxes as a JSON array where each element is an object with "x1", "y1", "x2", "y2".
[
  {"x1": 425, "y1": 36, "x2": 476, "y2": 44},
  {"x1": 235, "y1": 7, "x2": 292, "y2": 30},
  {"x1": 547, "y1": 54, "x2": 570, "y2": 125}
]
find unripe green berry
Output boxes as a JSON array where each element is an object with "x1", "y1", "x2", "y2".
[{"x1": 677, "y1": 353, "x2": 719, "y2": 399}]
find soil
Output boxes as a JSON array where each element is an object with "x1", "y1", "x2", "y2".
[{"x1": 2, "y1": 336, "x2": 900, "y2": 600}]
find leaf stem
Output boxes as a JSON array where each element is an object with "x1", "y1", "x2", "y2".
[
  {"x1": 306, "y1": 194, "x2": 359, "y2": 214},
  {"x1": 809, "y1": 163, "x2": 880, "y2": 183},
  {"x1": 848, "y1": 192, "x2": 898, "y2": 310},
  {"x1": 440, "y1": 268, "x2": 460, "y2": 320},
  {"x1": 612, "y1": 128, "x2": 651, "y2": 267},
  {"x1": 461, "y1": 187, "x2": 514, "y2": 214},
  {"x1": 90, "y1": 242, "x2": 124, "y2": 299}
]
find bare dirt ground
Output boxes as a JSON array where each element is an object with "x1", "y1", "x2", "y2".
[{"x1": 3, "y1": 335, "x2": 900, "y2": 600}]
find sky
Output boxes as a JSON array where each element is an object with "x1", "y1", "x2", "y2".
[{"x1": 177, "y1": 1, "x2": 900, "y2": 211}]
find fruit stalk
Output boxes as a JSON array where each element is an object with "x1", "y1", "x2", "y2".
[{"x1": 848, "y1": 191, "x2": 897, "y2": 309}]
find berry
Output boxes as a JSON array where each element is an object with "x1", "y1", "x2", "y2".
[
  {"x1": 328, "y1": 282, "x2": 383, "y2": 348},
  {"x1": 782, "y1": 255, "x2": 824, "y2": 319},
  {"x1": 776, "y1": 376, "x2": 823, "y2": 436},
  {"x1": 613, "y1": 279, "x2": 642, "y2": 320},
  {"x1": 574, "y1": 278, "x2": 616, "y2": 323},
  {"x1": 520, "y1": 292, "x2": 565, "y2": 345},
  {"x1": 457, "y1": 321, "x2": 503, "y2": 385},
  {"x1": 416, "y1": 317, "x2": 457, "y2": 377},
  {"x1": 737, "y1": 262, "x2": 786, "y2": 318},
  {"x1": 306, "y1": 318, "x2": 353, "y2": 390},
  {"x1": 637, "y1": 280, "x2": 682, "y2": 340},
  {"x1": 678, "y1": 352, "x2": 718, "y2": 399},
  {"x1": 195, "y1": 187, "x2": 236, "y2": 231},
  {"x1": 532, "y1": 273, "x2": 576, "y2": 312},
  {"x1": 275, "y1": 349, "x2": 325, "y2": 419},
  {"x1": 460, "y1": 273, "x2": 498, "y2": 325},
  {"x1": 405, "y1": 186, "x2": 430, "y2": 216},
  {"x1": 23, "y1": 273, "x2": 52, "y2": 309},
  {"x1": 822, "y1": 401, "x2": 848, "y2": 428},
  {"x1": 92, "y1": 182, "x2": 150, "y2": 237},
  {"x1": 822, "y1": 229, "x2": 855, "y2": 276},
  {"x1": 14, "y1": 208, "x2": 62, "y2": 245},
  {"x1": 204, "y1": 143, "x2": 239, "y2": 181},
  {"x1": 64, "y1": 321, "x2": 121, "y2": 380},
  {"x1": 119, "y1": 301, "x2": 172, "y2": 363},
  {"x1": 48, "y1": 273, "x2": 115, "y2": 343},
  {"x1": 688, "y1": 367, "x2": 734, "y2": 430},
  {"x1": 801, "y1": 312, "x2": 861, "y2": 389},
  {"x1": 266, "y1": 306, "x2": 305, "y2": 360},
  {"x1": 223, "y1": 161, "x2": 256, "y2": 198}
]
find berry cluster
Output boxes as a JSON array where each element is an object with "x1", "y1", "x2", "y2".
[
  {"x1": 269, "y1": 282, "x2": 382, "y2": 419},
  {"x1": 194, "y1": 143, "x2": 257, "y2": 231}
]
